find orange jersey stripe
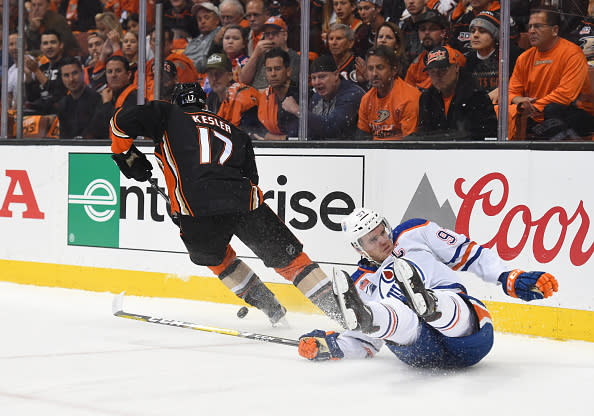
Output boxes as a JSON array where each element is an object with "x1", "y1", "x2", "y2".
[{"x1": 453, "y1": 241, "x2": 477, "y2": 271}]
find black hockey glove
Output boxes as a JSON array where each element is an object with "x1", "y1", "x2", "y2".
[{"x1": 112, "y1": 145, "x2": 153, "y2": 182}]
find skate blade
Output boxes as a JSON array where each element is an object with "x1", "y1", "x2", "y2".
[
  {"x1": 392, "y1": 258, "x2": 428, "y2": 316},
  {"x1": 332, "y1": 268, "x2": 358, "y2": 330}
]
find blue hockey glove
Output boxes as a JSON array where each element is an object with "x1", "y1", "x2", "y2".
[
  {"x1": 498, "y1": 270, "x2": 559, "y2": 301},
  {"x1": 298, "y1": 330, "x2": 344, "y2": 361}
]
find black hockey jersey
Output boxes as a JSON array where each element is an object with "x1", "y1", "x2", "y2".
[{"x1": 110, "y1": 101, "x2": 261, "y2": 217}]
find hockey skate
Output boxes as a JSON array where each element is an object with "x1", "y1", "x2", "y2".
[
  {"x1": 331, "y1": 268, "x2": 377, "y2": 333},
  {"x1": 268, "y1": 304, "x2": 288, "y2": 327},
  {"x1": 391, "y1": 257, "x2": 441, "y2": 322}
]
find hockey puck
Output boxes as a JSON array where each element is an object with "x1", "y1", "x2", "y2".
[{"x1": 237, "y1": 306, "x2": 249, "y2": 319}]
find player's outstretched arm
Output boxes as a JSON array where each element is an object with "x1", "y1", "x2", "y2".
[
  {"x1": 498, "y1": 270, "x2": 559, "y2": 301},
  {"x1": 298, "y1": 330, "x2": 344, "y2": 361}
]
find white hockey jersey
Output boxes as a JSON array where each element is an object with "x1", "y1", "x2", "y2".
[{"x1": 336, "y1": 218, "x2": 508, "y2": 358}]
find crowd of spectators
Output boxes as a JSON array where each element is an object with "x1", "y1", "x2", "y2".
[{"x1": 0, "y1": 0, "x2": 593, "y2": 140}]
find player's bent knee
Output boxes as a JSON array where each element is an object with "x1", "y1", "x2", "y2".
[
  {"x1": 274, "y1": 252, "x2": 313, "y2": 281},
  {"x1": 189, "y1": 245, "x2": 236, "y2": 274}
]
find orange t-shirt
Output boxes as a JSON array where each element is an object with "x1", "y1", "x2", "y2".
[
  {"x1": 358, "y1": 77, "x2": 421, "y2": 140},
  {"x1": 509, "y1": 37, "x2": 594, "y2": 123}
]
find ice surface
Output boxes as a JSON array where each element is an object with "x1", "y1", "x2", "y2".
[{"x1": 0, "y1": 282, "x2": 592, "y2": 416}]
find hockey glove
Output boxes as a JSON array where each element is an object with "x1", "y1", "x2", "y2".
[
  {"x1": 298, "y1": 330, "x2": 344, "y2": 361},
  {"x1": 112, "y1": 145, "x2": 153, "y2": 182},
  {"x1": 498, "y1": 270, "x2": 559, "y2": 301}
]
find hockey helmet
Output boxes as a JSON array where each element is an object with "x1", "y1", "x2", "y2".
[
  {"x1": 342, "y1": 208, "x2": 392, "y2": 261},
  {"x1": 171, "y1": 82, "x2": 207, "y2": 107}
]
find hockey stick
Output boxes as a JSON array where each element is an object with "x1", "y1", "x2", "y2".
[
  {"x1": 112, "y1": 292, "x2": 299, "y2": 347},
  {"x1": 148, "y1": 177, "x2": 169, "y2": 203}
]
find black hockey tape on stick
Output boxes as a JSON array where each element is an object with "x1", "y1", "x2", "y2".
[
  {"x1": 148, "y1": 178, "x2": 179, "y2": 225},
  {"x1": 112, "y1": 292, "x2": 299, "y2": 347},
  {"x1": 148, "y1": 177, "x2": 170, "y2": 203}
]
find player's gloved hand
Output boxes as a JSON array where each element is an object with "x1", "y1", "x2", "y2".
[
  {"x1": 112, "y1": 144, "x2": 153, "y2": 182},
  {"x1": 298, "y1": 330, "x2": 344, "y2": 361},
  {"x1": 498, "y1": 270, "x2": 559, "y2": 301}
]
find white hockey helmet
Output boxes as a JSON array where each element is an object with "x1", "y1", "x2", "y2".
[{"x1": 342, "y1": 208, "x2": 392, "y2": 261}]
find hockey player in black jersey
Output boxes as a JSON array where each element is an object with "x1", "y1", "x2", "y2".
[{"x1": 109, "y1": 82, "x2": 345, "y2": 326}]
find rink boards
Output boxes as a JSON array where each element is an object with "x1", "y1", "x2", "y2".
[{"x1": 0, "y1": 143, "x2": 592, "y2": 342}]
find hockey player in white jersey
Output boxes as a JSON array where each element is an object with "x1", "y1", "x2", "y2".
[{"x1": 298, "y1": 208, "x2": 559, "y2": 368}]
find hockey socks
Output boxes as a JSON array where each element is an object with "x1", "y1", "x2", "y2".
[
  {"x1": 218, "y1": 259, "x2": 286, "y2": 324},
  {"x1": 293, "y1": 264, "x2": 348, "y2": 328}
]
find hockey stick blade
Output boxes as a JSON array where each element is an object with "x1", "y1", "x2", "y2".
[{"x1": 112, "y1": 292, "x2": 299, "y2": 347}]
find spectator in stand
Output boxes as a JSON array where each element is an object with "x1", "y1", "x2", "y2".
[
  {"x1": 123, "y1": 12, "x2": 140, "y2": 35},
  {"x1": 222, "y1": 25, "x2": 250, "y2": 79},
  {"x1": 204, "y1": 53, "x2": 261, "y2": 133},
  {"x1": 332, "y1": 0, "x2": 371, "y2": 57},
  {"x1": 245, "y1": 0, "x2": 271, "y2": 55},
  {"x1": 138, "y1": 27, "x2": 201, "y2": 100},
  {"x1": 184, "y1": 2, "x2": 222, "y2": 73},
  {"x1": 465, "y1": 11, "x2": 522, "y2": 104},
  {"x1": 411, "y1": 45, "x2": 497, "y2": 140},
  {"x1": 239, "y1": 16, "x2": 300, "y2": 89},
  {"x1": 89, "y1": 55, "x2": 137, "y2": 139},
  {"x1": 220, "y1": 0, "x2": 249, "y2": 28},
  {"x1": 327, "y1": 23, "x2": 362, "y2": 83},
  {"x1": 400, "y1": 0, "x2": 432, "y2": 66},
  {"x1": 24, "y1": 30, "x2": 69, "y2": 115},
  {"x1": 121, "y1": 31, "x2": 139, "y2": 78},
  {"x1": 56, "y1": 58, "x2": 102, "y2": 139},
  {"x1": 568, "y1": 3, "x2": 594, "y2": 66},
  {"x1": 254, "y1": 48, "x2": 299, "y2": 140},
  {"x1": 84, "y1": 32, "x2": 106, "y2": 88},
  {"x1": 357, "y1": 21, "x2": 406, "y2": 84},
  {"x1": 62, "y1": 0, "x2": 103, "y2": 32},
  {"x1": 6, "y1": 32, "x2": 20, "y2": 109},
  {"x1": 95, "y1": 12, "x2": 124, "y2": 39},
  {"x1": 451, "y1": 0, "x2": 505, "y2": 53},
  {"x1": 405, "y1": 10, "x2": 465, "y2": 91},
  {"x1": 164, "y1": 0, "x2": 199, "y2": 38},
  {"x1": 278, "y1": 0, "x2": 302, "y2": 52},
  {"x1": 282, "y1": 55, "x2": 365, "y2": 140},
  {"x1": 509, "y1": 7, "x2": 594, "y2": 140},
  {"x1": 160, "y1": 60, "x2": 179, "y2": 101},
  {"x1": 213, "y1": 0, "x2": 249, "y2": 50},
  {"x1": 356, "y1": 45, "x2": 420, "y2": 140},
  {"x1": 357, "y1": 0, "x2": 385, "y2": 48},
  {"x1": 25, "y1": 0, "x2": 80, "y2": 57}
]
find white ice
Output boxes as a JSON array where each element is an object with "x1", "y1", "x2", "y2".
[{"x1": 0, "y1": 282, "x2": 592, "y2": 416}]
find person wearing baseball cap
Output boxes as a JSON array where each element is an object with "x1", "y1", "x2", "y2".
[
  {"x1": 405, "y1": 9, "x2": 464, "y2": 91},
  {"x1": 160, "y1": 60, "x2": 178, "y2": 101},
  {"x1": 411, "y1": 45, "x2": 497, "y2": 141},
  {"x1": 239, "y1": 14, "x2": 301, "y2": 89},
  {"x1": 204, "y1": 52, "x2": 262, "y2": 134},
  {"x1": 184, "y1": 2, "x2": 222, "y2": 72}
]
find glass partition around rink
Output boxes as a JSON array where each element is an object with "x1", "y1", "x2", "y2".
[{"x1": 1, "y1": 0, "x2": 593, "y2": 142}]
